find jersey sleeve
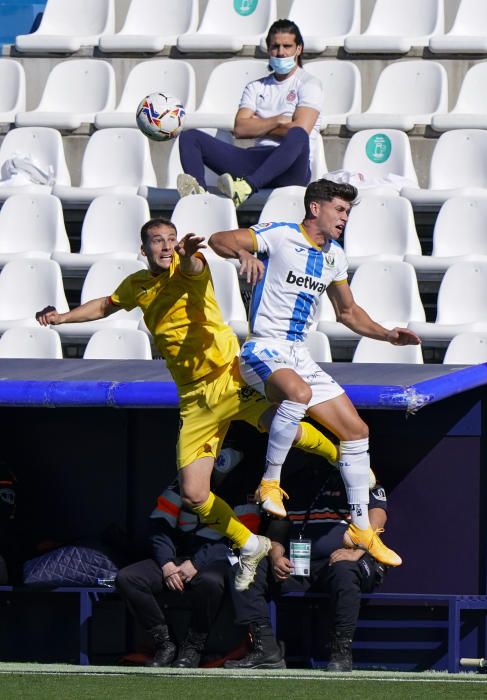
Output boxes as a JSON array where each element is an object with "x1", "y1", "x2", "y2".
[
  {"x1": 110, "y1": 274, "x2": 138, "y2": 311},
  {"x1": 249, "y1": 221, "x2": 287, "y2": 256},
  {"x1": 330, "y1": 243, "x2": 349, "y2": 285},
  {"x1": 239, "y1": 79, "x2": 260, "y2": 112},
  {"x1": 297, "y1": 74, "x2": 323, "y2": 112}
]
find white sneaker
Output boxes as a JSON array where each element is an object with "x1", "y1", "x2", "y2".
[
  {"x1": 177, "y1": 173, "x2": 205, "y2": 197},
  {"x1": 235, "y1": 535, "x2": 271, "y2": 592}
]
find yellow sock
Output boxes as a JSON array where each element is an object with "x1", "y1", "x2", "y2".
[
  {"x1": 294, "y1": 421, "x2": 339, "y2": 464},
  {"x1": 192, "y1": 491, "x2": 251, "y2": 550}
]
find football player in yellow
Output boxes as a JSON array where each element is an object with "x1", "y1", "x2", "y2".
[{"x1": 36, "y1": 218, "x2": 339, "y2": 590}]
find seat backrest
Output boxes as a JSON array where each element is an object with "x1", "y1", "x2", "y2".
[
  {"x1": 431, "y1": 196, "x2": 487, "y2": 256},
  {"x1": 428, "y1": 130, "x2": 487, "y2": 189},
  {"x1": 258, "y1": 186, "x2": 306, "y2": 223},
  {"x1": 80, "y1": 195, "x2": 150, "y2": 255},
  {"x1": 343, "y1": 129, "x2": 418, "y2": 184},
  {"x1": 350, "y1": 261, "x2": 425, "y2": 322},
  {"x1": 0, "y1": 127, "x2": 71, "y2": 185},
  {"x1": 36, "y1": 59, "x2": 115, "y2": 113},
  {"x1": 0, "y1": 258, "x2": 68, "y2": 318},
  {"x1": 196, "y1": 59, "x2": 268, "y2": 114},
  {"x1": 117, "y1": 60, "x2": 196, "y2": 113},
  {"x1": 362, "y1": 0, "x2": 443, "y2": 36},
  {"x1": 305, "y1": 60, "x2": 361, "y2": 119},
  {"x1": 83, "y1": 328, "x2": 152, "y2": 360},
  {"x1": 443, "y1": 332, "x2": 487, "y2": 364},
  {"x1": 32, "y1": 0, "x2": 114, "y2": 36},
  {"x1": 197, "y1": 0, "x2": 275, "y2": 35},
  {"x1": 447, "y1": 0, "x2": 487, "y2": 34},
  {"x1": 344, "y1": 196, "x2": 421, "y2": 257},
  {"x1": 0, "y1": 326, "x2": 63, "y2": 358},
  {"x1": 436, "y1": 261, "x2": 487, "y2": 324},
  {"x1": 206, "y1": 259, "x2": 247, "y2": 324},
  {"x1": 171, "y1": 194, "x2": 238, "y2": 248},
  {"x1": 80, "y1": 259, "x2": 146, "y2": 321},
  {"x1": 0, "y1": 59, "x2": 25, "y2": 113},
  {"x1": 0, "y1": 193, "x2": 69, "y2": 254},
  {"x1": 289, "y1": 0, "x2": 360, "y2": 37},
  {"x1": 367, "y1": 61, "x2": 447, "y2": 115},
  {"x1": 451, "y1": 63, "x2": 487, "y2": 113},
  {"x1": 304, "y1": 330, "x2": 332, "y2": 362},
  {"x1": 80, "y1": 129, "x2": 157, "y2": 188},
  {"x1": 353, "y1": 336, "x2": 424, "y2": 363},
  {"x1": 118, "y1": 0, "x2": 198, "y2": 35}
]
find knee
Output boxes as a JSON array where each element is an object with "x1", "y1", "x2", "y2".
[
  {"x1": 180, "y1": 488, "x2": 210, "y2": 510},
  {"x1": 286, "y1": 126, "x2": 308, "y2": 144},
  {"x1": 341, "y1": 419, "x2": 369, "y2": 443},
  {"x1": 327, "y1": 561, "x2": 361, "y2": 590},
  {"x1": 116, "y1": 565, "x2": 141, "y2": 594},
  {"x1": 195, "y1": 569, "x2": 225, "y2": 595}
]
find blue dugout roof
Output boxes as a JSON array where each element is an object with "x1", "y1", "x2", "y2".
[{"x1": 0, "y1": 359, "x2": 485, "y2": 412}]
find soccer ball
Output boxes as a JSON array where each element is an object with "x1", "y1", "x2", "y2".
[{"x1": 136, "y1": 93, "x2": 186, "y2": 142}]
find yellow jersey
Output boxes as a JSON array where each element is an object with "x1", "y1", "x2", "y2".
[{"x1": 110, "y1": 255, "x2": 240, "y2": 388}]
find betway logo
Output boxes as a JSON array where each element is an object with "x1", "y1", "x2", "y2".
[{"x1": 286, "y1": 270, "x2": 325, "y2": 293}]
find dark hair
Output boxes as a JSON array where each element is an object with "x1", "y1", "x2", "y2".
[
  {"x1": 304, "y1": 179, "x2": 358, "y2": 218},
  {"x1": 265, "y1": 19, "x2": 304, "y2": 68},
  {"x1": 140, "y1": 218, "x2": 177, "y2": 245}
]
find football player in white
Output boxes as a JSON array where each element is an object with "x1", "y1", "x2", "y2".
[{"x1": 209, "y1": 179, "x2": 421, "y2": 568}]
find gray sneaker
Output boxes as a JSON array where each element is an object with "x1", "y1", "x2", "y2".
[
  {"x1": 235, "y1": 535, "x2": 271, "y2": 592},
  {"x1": 177, "y1": 173, "x2": 205, "y2": 197}
]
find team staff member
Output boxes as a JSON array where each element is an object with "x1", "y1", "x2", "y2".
[{"x1": 37, "y1": 218, "x2": 342, "y2": 591}]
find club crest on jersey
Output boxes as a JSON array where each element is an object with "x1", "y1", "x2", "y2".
[
  {"x1": 287, "y1": 90, "x2": 297, "y2": 102},
  {"x1": 252, "y1": 222, "x2": 274, "y2": 231},
  {"x1": 325, "y1": 253, "x2": 335, "y2": 267}
]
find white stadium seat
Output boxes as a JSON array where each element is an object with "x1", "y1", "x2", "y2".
[
  {"x1": 95, "y1": 60, "x2": 196, "y2": 130},
  {"x1": 15, "y1": 0, "x2": 115, "y2": 54},
  {"x1": 83, "y1": 328, "x2": 152, "y2": 360},
  {"x1": 53, "y1": 194, "x2": 150, "y2": 276},
  {"x1": 344, "y1": 196, "x2": 421, "y2": 273},
  {"x1": 0, "y1": 193, "x2": 69, "y2": 268},
  {"x1": 347, "y1": 61, "x2": 448, "y2": 132},
  {"x1": 286, "y1": 0, "x2": 360, "y2": 53},
  {"x1": 342, "y1": 129, "x2": 419, "y2": 196},
  {"x1": 352, "y1": 336, "x2": 424, "y2": 364},
  {"x1": 0, "y1": 326, "x2": 63, "y2": 359},
  {"x1": 443, "y1": 332, "x2": 487, "y2": 365},
  {"x1": 317, "y1": 261, "x2": 425, "y2": 345},
  {"x1": 258, "y1": 186, "x2": 306, "y2": 224},
  {"x1": 0, "y1": 127, "x2": 71, "y2": 202},
  {"x1": 344, "y1": 0, "x2": 444, "y2": 53},
  {"x1": 408, "y1": 262, "x2": 487, "y2": 346},
  {"x1": 99, "y1": 0, "x2": 198, "y2": 54},
  {"x1": 56, "y1": 259, "x2": 146, "y2": 342},
  {"x1": 401, "y1": 130, "x2": 487, "y2": 210},
  {"x1": 177, "y1": 0, "x2": 276, "y2": 53},
  {"x1": 405, "y1": 196, "x2": 487, "y2": 281},
  {"x1": 304, "y1": 330, "x2": 332, "y2": 363},
  {"x1": 206, "y1": 259, "x2": 248, "y2": 341},
  {"x1": 0, "y1": 60, "x2": 25, "y2": 124},
  {"x1": 184, "y1": 60, "x2": 268, "y2": 130},
  {"x1": 430, "y1": 0, "x2": 487, "y2": 54},
  {"x1": 53, "y1": 129, "x2": 157, "y2": 206},
  {"x1": 431, "y1": 63, "x2": 487, "y2": 132},
  {"x1": 305, "y1": 60, "x2": 361, "y2": 129},
  {"x1": 171, "y1": 193, "x2": 238, "y2": 257},
  {"x1": 0, "y1": 258, "x2": 69, "y2": 334},
  {"x1": 16, "y1": 59, "x2": 116, "y2": 130}
]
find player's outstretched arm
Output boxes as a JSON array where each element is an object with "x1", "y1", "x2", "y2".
[
  {"x1": 208, "y1": 228, "x2": 264, "y2": 285},
  {"x1": 175, "y1": 233, "x2": 206, "y2": 276},
  {"x1": 36, "y1": 296, "x2": 116, "y2": 326}
]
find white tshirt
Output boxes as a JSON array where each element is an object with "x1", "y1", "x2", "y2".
[
  {"x1": 239, "y1": 67, "x2": 323, "y2": 165},
  {"x1": 248, "y1": 221, "x2": 348, "y2": 341}
]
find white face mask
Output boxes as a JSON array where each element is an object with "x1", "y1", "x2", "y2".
[{"x1": 269, "y1": 53, "x2": 297, "y2": 75}]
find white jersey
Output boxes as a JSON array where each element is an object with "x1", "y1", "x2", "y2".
[
  {"x1": 248, "y1": 221, "x2": 348, "y2": 341},
  {"x1": 239, "y1": 67, "x2": 323, "y2": 162}
]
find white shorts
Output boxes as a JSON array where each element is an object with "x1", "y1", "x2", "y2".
[{"x1": 239, "y1": 337, "x2": 344, "y2": 409}]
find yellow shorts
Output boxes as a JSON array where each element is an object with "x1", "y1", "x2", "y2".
[{"x1": 177, "y1": 356, "x2": 269, "y2": 469}]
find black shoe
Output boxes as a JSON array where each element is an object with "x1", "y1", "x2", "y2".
[
  {"x1": 171, "y1": 630, "x2": 207, "y2": 669},
  {"x1": 325, "y1": 633, "x2": 353, "y2": 672},
  {"x1": 145, "y1": 624, "x2": 177, "y2": 668},
  {"x1": 224, "y1": 623, "x2": 286, "y2": 669}
]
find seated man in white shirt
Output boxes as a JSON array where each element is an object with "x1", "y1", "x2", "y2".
[{"x1": 177, "y1": 19, "x2": 323, "y2": 208}]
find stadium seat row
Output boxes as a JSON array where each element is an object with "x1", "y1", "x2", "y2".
[{"x1": 13, "y1": 0, "x2": 487, "y2": 56}]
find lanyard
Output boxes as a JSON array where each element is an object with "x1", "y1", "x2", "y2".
[{"x1": 296, "y1": 472, "x2": 336, "y2": 541}]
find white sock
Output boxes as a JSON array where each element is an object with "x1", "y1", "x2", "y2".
[
  {"x1": 262, "y1": 400, "x2": 308, "y2": 482},
  {"x1": 338, "y1": 438, "x2": 370, "y2": 529},
  {"x1": 240, "y1": 533, "x2": 260, "y2": 555}
]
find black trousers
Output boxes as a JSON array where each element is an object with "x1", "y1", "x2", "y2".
[
  {"x1": 116, "y1": 558, "x2": 230, "y2": 635},
  {"x1": 230, "y1": 554, "x2": 382, "y2": 637}
]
